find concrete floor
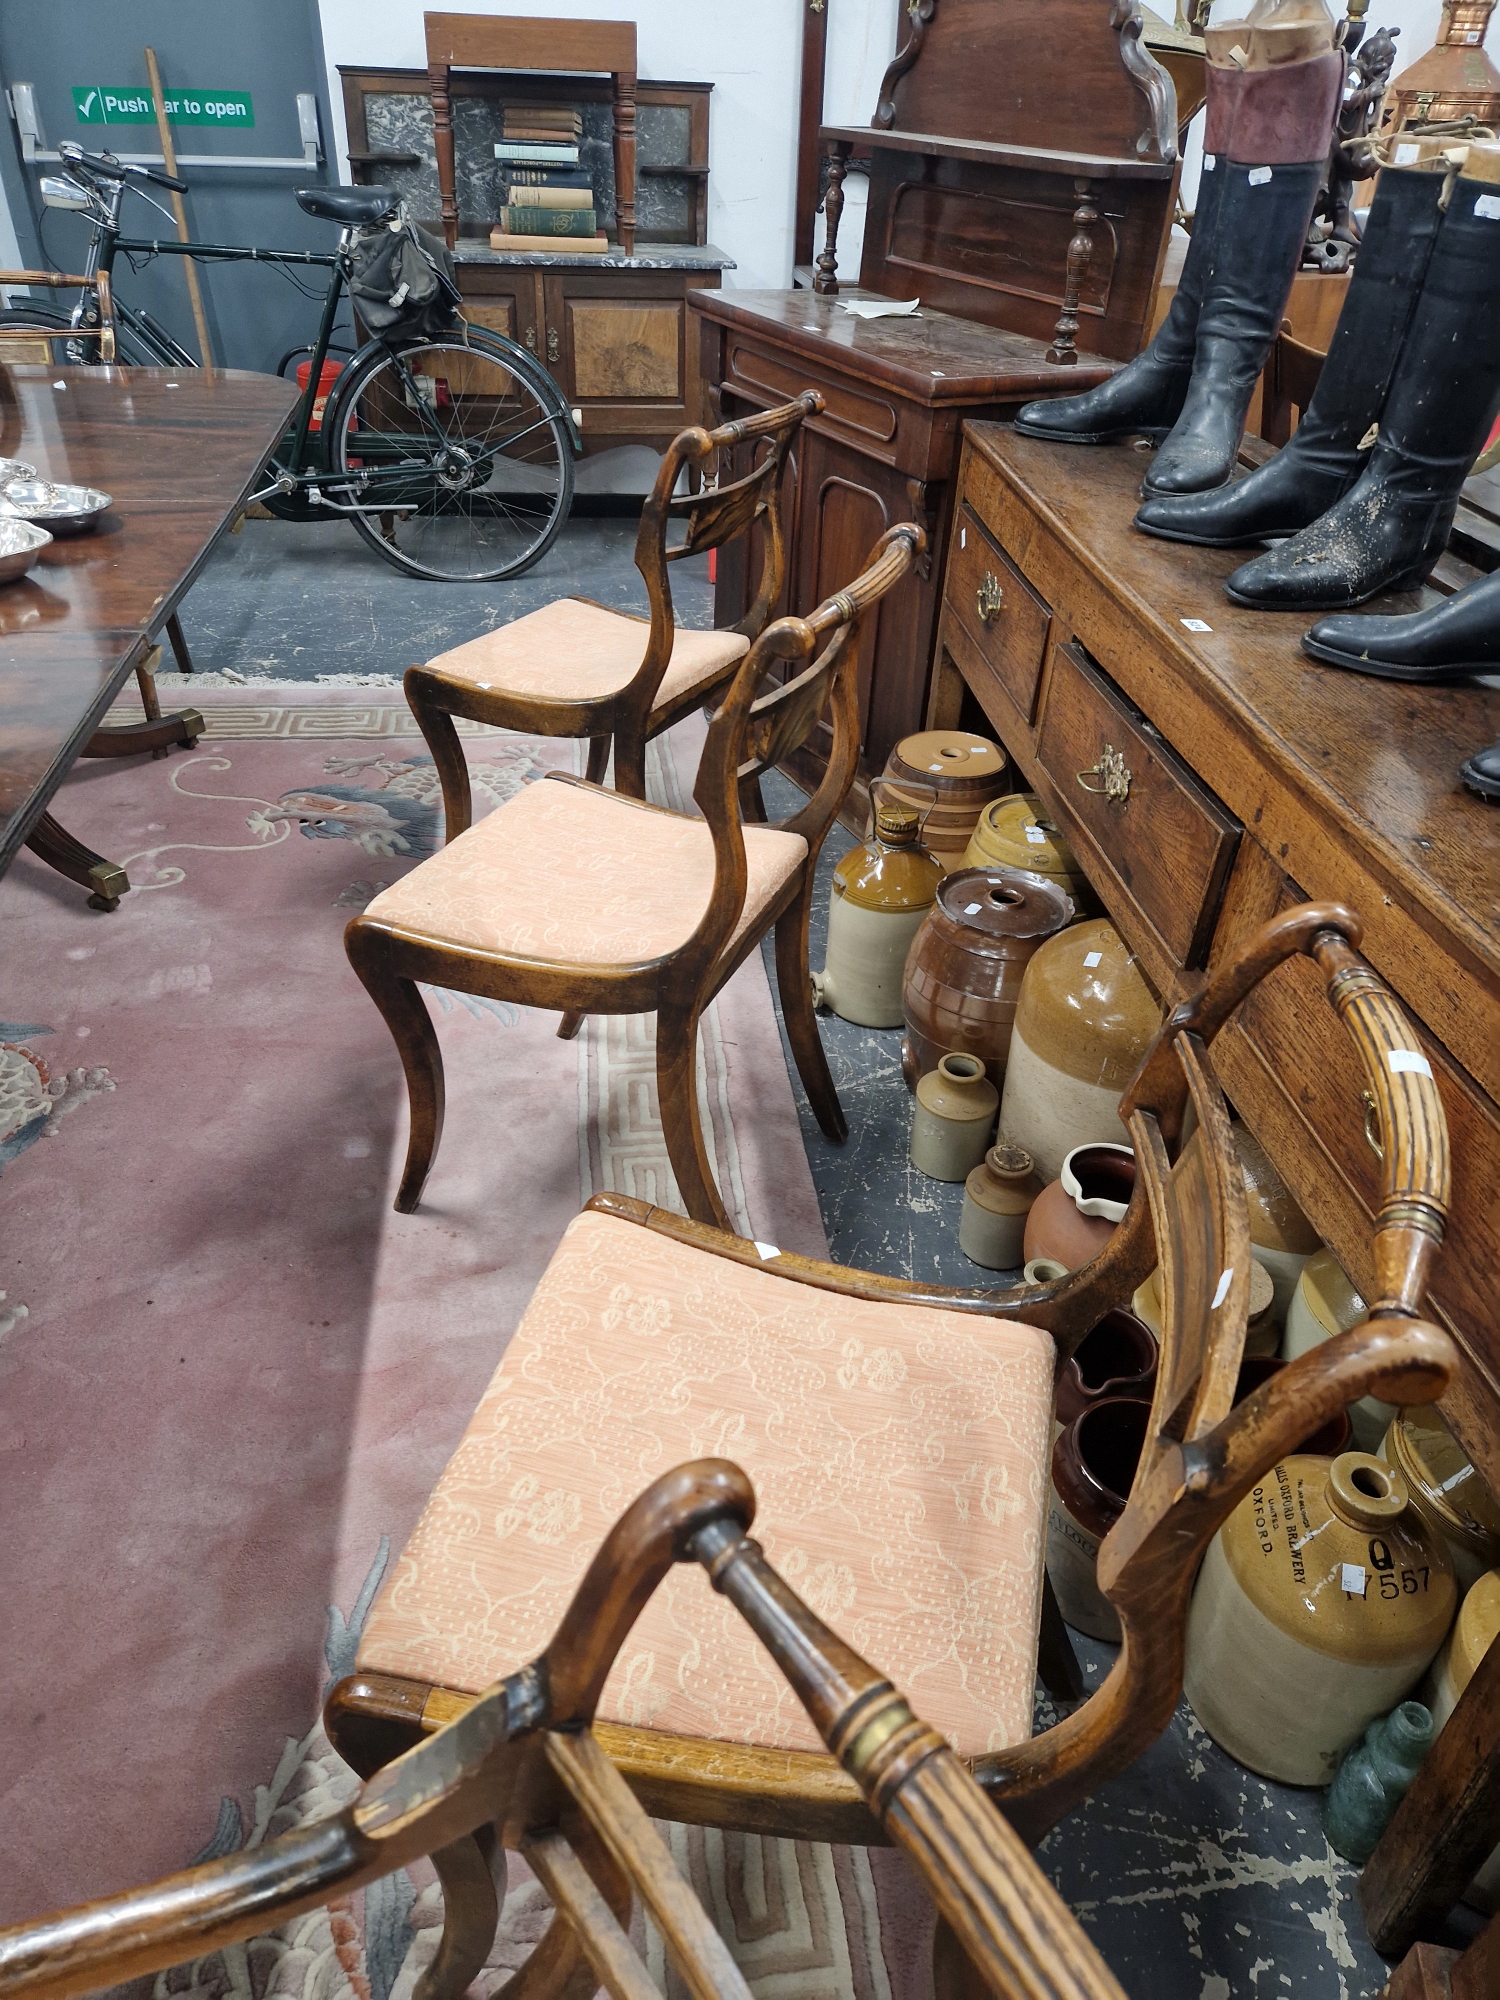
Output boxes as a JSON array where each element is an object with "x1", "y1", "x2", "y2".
[{"x1": 172, "y1": 511, "x2": 1430, "y2": 1999}]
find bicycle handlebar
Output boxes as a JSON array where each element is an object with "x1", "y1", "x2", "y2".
[{"x1": 57, "y1": 141, "x2": 188, "y2": 195}]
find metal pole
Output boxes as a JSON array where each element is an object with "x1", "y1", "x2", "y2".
[{"x1": 144, "y1": 46, "x2": 215, "y2": 368}]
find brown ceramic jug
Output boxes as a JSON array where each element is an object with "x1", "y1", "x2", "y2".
[
  {"x1": 1023, "y1": 1141, "x2": 1136, "y2": 1271},
  {"x1": 880, "y1": 730, "x2": 1011, "y2": 873},
  {"x1": 1054, "y1": 1310, "x2": 1158, "y2": 1431},
  {"x1": 1048, "y1": 1396, "x2": 1151, "y2": 1642},
  {"x1": 901, "y1": 868, "x2": 1074, "y2": 1092}
]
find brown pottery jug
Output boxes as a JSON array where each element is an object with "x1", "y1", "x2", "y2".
[
  {"x1": 1054, "y1": 1310, "x2": 1158, "y2": 1432},
  {"x1": 1048, "y1": 1396, "x2": 1151, "y2": 1642}
]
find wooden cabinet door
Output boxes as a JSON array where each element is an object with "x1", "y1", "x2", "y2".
[
  {"x1": 542, "y1": 273, "x2": 690, "y2": 440},
  {"x1": 455, "y1": 273, "x2": 542, "y2": 367}
]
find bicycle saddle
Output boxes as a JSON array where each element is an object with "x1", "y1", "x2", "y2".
[{"x1": 296, "y1": 186, "x2": 398, "y2": 226}]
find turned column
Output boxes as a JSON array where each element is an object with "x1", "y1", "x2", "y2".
[
  {"x1": 612, "y1": 68, "x2": 637, "y2": 256},
  {"x1": 814, "y1": 138, "x2": 851, "y2": 295},
  {"x1": 429, "y1": 61, "x2": 457, "y2": 250},
  {"x1": 1047, "y1": 177, "x2": 1099, "y2": 365}
]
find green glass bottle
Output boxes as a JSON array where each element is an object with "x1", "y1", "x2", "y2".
[{"x1": 1322, "y1": 1701, "x2": 1435, "y2": 1865}]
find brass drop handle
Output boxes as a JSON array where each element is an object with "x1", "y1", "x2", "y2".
[
  {"x1": 1077, "y1": 744, "x2": 1132, "y2": 802},
  {"x1": 975, "y1": 570, "x2": 1004, "y2": 625},
  {"x1": 1361, "y1": 1088, "x2": 1385, "y2": 1160},
  {"x1": 547, "y1": 326, "x2": 561, "y2": 362},
  {"x1": 525, "y1": 327, "x2": 538, "y2": 354}
]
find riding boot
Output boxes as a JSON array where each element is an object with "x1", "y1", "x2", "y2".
[
  {"x1": 1461, "y1": 740, "x2": 1500, "y2": 801},
  {"x1": 1134, "y1": 165, "x2": 1447, "y2": 543},
  {"x1": 1302, "y1": 568, "x2": 1500, "y2": 681},
  {"x1": 1226, "y1": 170, "x2": 1500, "y2": 609},
  {"x1": 1011, "y1": 64, "x2": 1246, "y2": 446}
]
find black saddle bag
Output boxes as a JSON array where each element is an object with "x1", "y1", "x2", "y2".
[{"x1": 349, "y1": 219, "x2": 460, "y2": 341}]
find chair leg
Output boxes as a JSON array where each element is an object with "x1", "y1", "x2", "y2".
[
  {"x1": 345, "y1": 923, "x2": 446, "y2": 1212},
  {"x1": 773, "y1": 890, "x2": 847, "y2": 1143},
  {"x1": 740, "y1": 770, "x2": 768, "y2": 824},
  {"x1": 415, "y1": 1830, "x2": 506, "y2": 2000},
  {"x1": 557, "y1": 1009, "x2": 586, "y2": 1041},
  {"x1": 406, "y1": 674, "x2": 474, "y2": 842},
  {"x1": 584, "y1": 733, "x2": 611, "y2": 786},
  {"x1": 655, "y1": 996, "x2": 730, "y2": 1229},
  {"x1": 613, "y1": 726, "x2": 648, "y2": 802},
  {"x1": 1037, "y1": 1571, "x2": 1085, "y2": 1703}
]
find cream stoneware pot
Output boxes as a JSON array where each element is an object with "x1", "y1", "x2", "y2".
[
  {"x1": 1283, "y1": 1248, "x2": 1395, "y2": 1450},
  {"x1": 961, "y1": 793, "x2": 1094, "y2": 912},
  {"x1": 1133, "y1": 1256, "x2": 1277, "y2": 1354},
  {"x1": 1231, "y1": 1123, "x2": 1319, "y2": 1325},
  {"x1": 813, "y1": 802, "x2": 944, "y2": 1028},
  {"x1": 1380, "y1": 1406, "x2": 1500, "y2": 1592},
  {"x1": 998, "y1": 919, "x2": 1160, "y2": 1184},
  {"x1": 1184, "y1": 1452, "x2": 1457, "y2": 1785},
  {"x1": 1424, "y1": 1568, "x2": 1500, "y2": 1912},
  {"x1": 910, "y1": 1053, "x2": 999, "y2": 1181},
  {"x1": 958, "y1": 1141, "x2": 1042, "y2": 1269}
]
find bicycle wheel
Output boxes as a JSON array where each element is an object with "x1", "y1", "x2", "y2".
[
  {"x1": 329, "y1": 329, "x2": 574, "y2": 582},
  {"x1": 0, "y1": 305, "x2": 162, "y2": 368}
]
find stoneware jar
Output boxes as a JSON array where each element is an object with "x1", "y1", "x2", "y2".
[
  {"x1": 1133, "y1": 1259, "x2": 1279, "y2": 1356},
  {"x1": 1283, "y1": 1248, "x2": 1394, "y2": 1451},
  {"x1": 1424, "y1": 1568, "x2": 1500, "y2": 1910},
  {"x1": 962, "y1": 793, "x2": 1094, "y2": 912},
  {"x1": 812, "y1": 801, "x2": 944, "y2": 1028},
  {"x1": 1023, "y1": 1142, "x2": 1136, "y2": 1272},
  {"x1": 880, "y1": 729, "x2": 1011, "y2": 873},
  {"x1": 910, "y1": 1052, "x2": 999, "y2": 1181},
  {"x1": 1183, "y1": 1452, "x2": 1458, "y2": 1785},
  {"x1": 1380, "y1": 1406, "x2": 1500, "y2": 1592},
  {"x1": 1054, "y1": 1309, "x2": 1158, "y2": 1431},
  {"x1": 1024, "y1": 1256, "x2": 1068, "y2": 1286},
  {"x1": 1232, "y1": 1123, "x2": 1320, "y2": 1325},
  {"x1": 902, "y1": 868, "x2": 1074, "y2": 1091},
  {"x1": 998, "y1": 919, "x2": 1160, "y2": 1184},
  {"x1": 1048, "y1": 1396, "x2": 1151, "y2": 1642},
  {"x1": 958, "y1": 1141, "x2": 1043, "y2": 1270}
]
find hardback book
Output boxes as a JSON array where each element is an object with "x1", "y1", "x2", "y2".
[
  {"x1": 502, "y1": 166, "x2": 593, "y2": 189},
  {"x1": 493, "y1": 141, "x2": 580, "y2": 165},
  {"x1": 504, "y1": 125, "x2": 581, "y2": 142},
  {"x1": 503, "y1": 105, "x2": 580, "y2": 130},
  {"x1": 499, "y1": 184, "x2": 594, "y2": 209},
  {"x1": 489, "y1": 226, "x2": 609, "y2": 254},
  {"x1": 496, "y1": 206, "x2": 598, "y2": 237}
]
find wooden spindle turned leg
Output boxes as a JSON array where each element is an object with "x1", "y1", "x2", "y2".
[
  {"x1": 813, "y1": 142, "x2": 851, "y2": 296},
  {"x1": 612, "y1": 69, "x2": 637, "y2": 257},
  {"x1": 1047, "y1": 178, "x2": 1099, "y2": 366},
  {"x1": 430, "y1": 62, "x2": 457, "y2": 251}
]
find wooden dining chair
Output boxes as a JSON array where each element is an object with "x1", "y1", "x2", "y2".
[
  {"x1": 348, "y1": 522, "x2": 923, "y2": 1231},
  {"x1": 406, "y1": 391, "x2": 821, "y2": 842},
  {"x1": 0, "y1": 1460, "x2": 1129, "y2": 2000},
  {"x1": 325, "y1": 900, "x2": 1456, "y2": 1994}
]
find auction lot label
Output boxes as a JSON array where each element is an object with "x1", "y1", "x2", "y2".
[{"x1": 72, "y1": 87, "x2": 254, "y2": 127}]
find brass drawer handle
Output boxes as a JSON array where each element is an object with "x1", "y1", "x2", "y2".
[
  {"x1": 1077, "y1": 744, "x2": 1132, "y2": 802},
  {"x1": 1362, "y1": 1088, "x2": 1385, "y2": 1160},
  {"x1": 547, "y1": 326, "x2": 561, "y2": 362},
  {"x1": 975, "y1": 571, "x2": 1004, "y2": 625},
  {"x1": 525, "y1": 327, "x2": 538, "y2": 354}
]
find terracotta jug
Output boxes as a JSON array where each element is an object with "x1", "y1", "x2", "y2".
[
  {"x1": 1283, "y1": 1248, "x2": 1394, "y2": 1451},
  {"x1": 910, "y1": 1053, "x2": 999, "y2": 1181},
  {"x1": 812, "y1": 801, "x2": 944, "y2": 1028},
  {"x1": 1054, "y1": 1309, "x2": 1158, "y2": 1431},
  {"x1": 958, "y1": 1141, "x2": 1043, "y2": 1270},
  {"x1": 1048, "y1": 1397, "x2": 1151, "y2": 1642},
  {"x1": 961, "y1": 793, "x2": 1095, "y2": 913},
  {"x1": 902, "y1": 868, "x2": 1074, "y2": 1091},
  {"x1": 998, "y1": 919, "x2": 1160, "y2": 1183},
  {"x1": 1132, "y1": 1257, "x2": 1279, "y2": 1355},
  {"x1": 1424, "y1": 1568, "x2": 1500, "y2": 1911},
  {"x1": 1183, "y1": 1452, "x2": 1458, "y2": 1785},
  {"x1": 880, "y1": 729, "x2": 1011, "y2": 873},
  {"x1": 1380, "y1": 1406, "x2": 1500, "y2": 1592},
  {"x1": 1023, "y1": 1142, "x2": 1136, "y2": 1271}
]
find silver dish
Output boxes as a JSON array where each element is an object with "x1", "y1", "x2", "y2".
[
  {"x1": 0, "y1": 481, "x2": 112, "y2": 535},
  {"x1": 0, "y1": 515, "x2": 53, "y2": 584}
]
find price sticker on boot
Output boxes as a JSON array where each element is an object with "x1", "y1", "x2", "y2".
[
  {"x1": 1248, "y1": 166, "x2": 1273, "y2": 186},
  {"x1": 1202, "y1": 152, "x2": 1216, "y2": 172},
  {"x1": 1476, "y1": 194, "x2": 1500, "y2": 220},
  {"x1": 1341, "y1": 1563, "x2": 1368, "y2": 1597}
]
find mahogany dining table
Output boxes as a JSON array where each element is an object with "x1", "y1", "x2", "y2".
[{"x1": 0, "y1": 363, "x2": 299, "y2": 907}]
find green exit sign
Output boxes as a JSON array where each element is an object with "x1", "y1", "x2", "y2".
[{"x1": 72, "y1": 85, "x2": 254, "y2": 128}]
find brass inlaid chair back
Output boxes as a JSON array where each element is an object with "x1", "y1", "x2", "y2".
[{"x1": 0, "y1": 1464, "x2": 1126, "y2": 2000}]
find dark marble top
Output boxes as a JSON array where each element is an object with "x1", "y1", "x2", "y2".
[{"x1": 454, "y1": 238, "x2": 734, "y2": 271}]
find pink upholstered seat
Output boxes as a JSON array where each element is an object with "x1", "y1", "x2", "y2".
[
  {"x1": 363, "y1": 776, "x2": 807, "y2": 967},
  {"x1": 357, "y1": 1210, "x2": 1056, "y2": 1759},
  {"x1": 423, "y1": 596, "x2": 749, "y2": 710}
]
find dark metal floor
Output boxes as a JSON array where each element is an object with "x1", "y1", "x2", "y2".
[{"x1": 175, "y1": 512, "x2": 1414, "y2": 1998}]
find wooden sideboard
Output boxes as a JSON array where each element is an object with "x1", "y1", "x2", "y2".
[{"x1": 931, "y1": 421, "x2": 1500, "y2": 1495}]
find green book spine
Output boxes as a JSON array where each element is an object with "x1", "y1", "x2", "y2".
[{"x1": 500, "y1": 206, "x2": 599, "y2": 237}]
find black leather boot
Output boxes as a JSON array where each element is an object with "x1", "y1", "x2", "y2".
[
  {"x1": 1139, "y1": 159, "x2": 1325, "y2": 496},
  {"x1": 1226, "y1": 174, "x2": 1500, "y2": 610},
  {"x1": 1460, "y1": 740, "x2": 1500, "y2": 799},
  {"x1": 1133, "y1": 167, "x2": 1447, "y2": 544},
  {"x1": 1302, "y1": 569, "x2": 1500, "y2": 680},
  {"x1": 1012, "y1": 68, "x2": 1244, "y2": 446}
]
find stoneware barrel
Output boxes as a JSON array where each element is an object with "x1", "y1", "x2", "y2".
[
  {"x1": 962, "y1": 793, "x2": 1095, "y2": 913},
  {"x1": 880, "y1": 729, "x2": 1011, "y2": 874}
]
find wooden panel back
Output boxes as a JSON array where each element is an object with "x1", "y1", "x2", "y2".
[{"x1": 424, "y1": 12, "x2": 635, "y2": 72}]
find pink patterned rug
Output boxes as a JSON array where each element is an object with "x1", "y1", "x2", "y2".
[{"x1": 0, "y1": 690, "x2": 940, "y2": 1995}]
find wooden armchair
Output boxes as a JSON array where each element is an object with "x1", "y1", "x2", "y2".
[
  {"x1": 327, "y1": 900, "x2": 1455, "y2": 1983},
  {"x1": 349, "y1": 522, "x2": 922, "y2": 1230},
  {"x1": 406, "y1": 392, "x2": 820, "y2": 838},
  {"x1": 0, "y1": 1462, "x2": 1126, "y2": 2000}
]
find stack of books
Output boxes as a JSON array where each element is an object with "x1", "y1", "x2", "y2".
[{"x1": 492, "y1": 104, "x2": 607, "y2": 253}]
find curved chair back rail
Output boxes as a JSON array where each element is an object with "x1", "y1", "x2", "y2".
[{"x1": 0, "y1": 1463, "x2": 1127, "y2": 2000}]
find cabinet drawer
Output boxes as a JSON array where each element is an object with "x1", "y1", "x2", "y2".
[
  {"x1": 945, "y1": 505, "x2": 1052, "y2": 724},
  {"x1": 1035, "y1": 641, "x2": 1240, "y2": 970}
]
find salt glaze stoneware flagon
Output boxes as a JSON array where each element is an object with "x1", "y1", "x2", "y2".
[
  {"x1": 1183, "y1": 1452, "x2": 1458, "y2": 1786},
  {"x1": 879, "y1": 728, "x2": 1011, "y2": 873},
  {"x1": 1380, "y1": 1405, "x2": 1500, "y2": 1592},
  {"x1": 1425, "y1": 1567, "x2": 1500, "y2": 1911},
  {"x1": 961, "y1": 793, "x2": 1095, "y2": 912},
  {"x1": 812, "y1": 800, "x2": 944, "y2": 1028},
  {"x1": 998, "y1": 918, "x2": 1160, "y2": 1184},
  {"x1": 909, "y1": 1051, "x2": 999, "y2": 1181},
  {"x1": 1048, "y1": 1397, "x2": 1151, "y2": 1642},
  {"x1": 1284, "y1": 1247, "x2": 1395, "y2": 1450},
  {"x1": 901, "y1": 867, "x2": 1074, "y2": 1091},
  {"x1": 1023, "y1": 1140, "x2": 1136, "y2": 1272},
  {"x1": 957, "y1": 1139, "x2": 1043, "y2": 1270}
]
